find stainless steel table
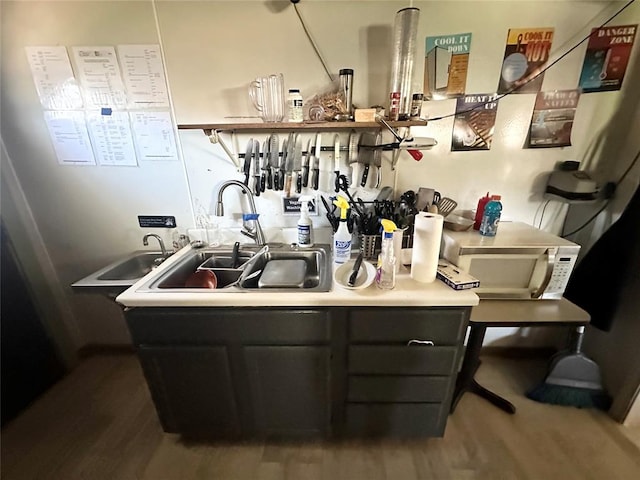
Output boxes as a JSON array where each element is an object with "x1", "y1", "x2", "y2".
[{"x1": 450, "y1": 298, "x2": 591, "y2": 414}]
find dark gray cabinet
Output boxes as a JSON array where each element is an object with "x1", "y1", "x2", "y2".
[{"x1": 125, "y1": 305, "x2": 470, "y2": 439}]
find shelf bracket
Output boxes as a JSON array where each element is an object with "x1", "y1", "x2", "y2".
[{"x1": 207, "y1": 129, "x2": 241, "y2": 170}]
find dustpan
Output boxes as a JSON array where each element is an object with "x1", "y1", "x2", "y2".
[{"x1": 526, "y1": 326, "x2": 612, "y2": 410}]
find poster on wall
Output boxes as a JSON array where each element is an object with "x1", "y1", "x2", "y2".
[
  {"x1": 71, "y1": 46, "x2": 128, "y2": 109},
  {"x1": 497, "y1": 28, "x2": 554, "y2": 94},
  {"x1": 451, "y1": 94, "x2": 499, "y2": 151},
  {"x1": 578, "y1": 25, "x2": 637, "y2": 93},
  {"x1": 423, "y1": 33, "x2": 472, "y2": 99},
  {"x1": 25, "y1": 46, "x2": 83, "y2": 110},
  {"x1": 528, "y1": 90, "x2": 580, "y2": 148}
]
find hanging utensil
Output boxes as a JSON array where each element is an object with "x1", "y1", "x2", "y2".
[
  {"x1": 311, "y1": 133, "x2": 321, "y2": 190},
  {"x1": 372, "y1": 131, "x2": 382, "y2": 188},
  {"x1": 347, "y1": 129, "x2": 359, "y2": 188},
  {"x1": 333, "y1": 133, "x2": 341, "y2": 193},
  {"x1": 277, "y1": 136, "x2": 287, "y2": 191},
  {"x1": 268, "y1": 133, "x2": 278, "y2": 190},
  {"x1": 359, "y1": 132, "x2": 376, "y2": 188},
  {"x1": 243, "y1": 138, "x2": 253, "y2": 186},
  {"x1": 284, "y1": 132, "x2": 295, "y2": 197},
  {"x1": 293, "y1": 134, "x2": 303, "y2": 194},
  {"x1": 302, "y1": 138, "x2": 311, "y2": 188},
  {"x1": 252, "y1": 139, "x2": 261, "y2": 197}
]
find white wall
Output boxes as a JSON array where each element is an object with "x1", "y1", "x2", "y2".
[{"x1": 1, "y1": 1, "x2": 639, "y2": 348}]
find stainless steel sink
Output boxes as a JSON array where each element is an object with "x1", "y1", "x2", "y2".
[
  {"x1": 138, "y1": 244, "x2": 332, "y2": 293},
  {"x1": 72, "y1": 250, "x2": 168, "y2": 297}
]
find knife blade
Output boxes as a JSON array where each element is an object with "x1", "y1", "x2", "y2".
[
  {"x1": 243, "y1": 138, "x2": 253, "y2": 186},
  {"x1": 278, "y1": 136, "x2": 288, "y2": 191},
  {"x1": 284, "y1": 132, "x2": 295, "y2": 197},
  {"x1": 333, "y1": 133, "x2": 341, "y2": 193},
  {"x1": 359, "y1": 132, "x2": 374, "y2": 188},
  {"x1": 293, "y1": 134, "x2": 303, "y2": 194},
  {"x1": 268, "y1": 133, "x2": 278, "y2": 190},
  {"x1": 302, "y1": 139, "x2": 311, "y2": 188},
  {"x1": 261, "y1": 138, "x2": 269, "y2": 192},
  {"x1": 311, "y1": 133, "x2": 321, "y2": 190},
  {"x1": 373, "y1": 131, "x2": 382, "y2": 188},
  {"x1": 252, "y1": 139, "x2": 261, "y2": 197},
  {"x1": 347, "y1": 130, "x2": 359, "y2": 189},
  {"x1": 348, "y1": 252, "x2": 364, "y2": 287}
]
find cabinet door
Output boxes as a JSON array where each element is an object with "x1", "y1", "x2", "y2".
[
  {"x1": 244, "y1": 346, "x2": 330, "y2": 438},
  {"x1": 138, "y1": 346, "x2": 240, "y2": 437}
]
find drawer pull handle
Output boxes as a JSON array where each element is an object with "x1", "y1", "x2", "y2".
[{"x1": 407, "y1": 339, "x2": 435, "y2": 347}]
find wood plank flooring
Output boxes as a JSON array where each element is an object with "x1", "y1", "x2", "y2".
[{"x1": 2, "y1": 354, "x2": 639, "y2": 479}]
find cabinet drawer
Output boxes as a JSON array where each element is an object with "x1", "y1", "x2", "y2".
[
  {"x1": 127, "y1": 308, "x2": 329, "y2": 344},
  {"x1": 348, "y1": 376, "x2": 450, "y2": 403},
  {"x1": 349, "y1": 346, "x2": 457, "y2": 375},
  {"x1": 345, "y1": 403, "x2": 446, "y2": 437},
  {"x1": 349, "y1": 308, "x2": 468, "y2": 344}
]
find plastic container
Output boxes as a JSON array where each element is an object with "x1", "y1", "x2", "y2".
[
  {"x1": 473, "y1": 192, "x2": 491, "y2": 230},
  {"x1": 479, "y1": 195, "x2": 502, "y2": 236},
  {"x1": 297, "y1": 196, "x2": 314, "y2": 247},
  {"x1": 287, "y1": 89, "x2": 303, "y2": 123},
  {"x1": 376, "y1": 219, "x2": 397, "y2": 290},
  {"x1": 339, "y1": 69, "x2": 354, "y2": 119},
  {"x1": 333, "y1": 196, "x2": 352, "y2": 264}
]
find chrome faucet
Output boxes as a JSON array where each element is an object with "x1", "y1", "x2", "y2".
[
  {"x1": 215, "y1": 180, "x2": 266, "y2": 246},
  {"x1": 143, "y1": 233, "x2": 169, "y2": 258}
]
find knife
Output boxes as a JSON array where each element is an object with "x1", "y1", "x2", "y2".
[
  {"x1": 302, "y1": 138, "x2": 311, "y2": 188},
  {"x1": 359, "y1": 132, "x2": 374, "y2": 188},
  {"x1": 293, "y1": 134, "x2": 303, "y2": 194},
  {"x1": 252, "y1": 139, "x2": 261, "y2": 197},
  {"x1": 268, "y1": 133, "x2": 278, "y2": 190},
  {"x1": 333, "y1": 133, "x2": 341, "y2": 193},
  {"x1": 261, "y1": 138, "x2": 269, "y2": 192},
  {"x1": 373, "y1": 131, "x2": 382, "y2": 188},
  {"x1": 243, "y1": 138, "x2": 253, "y2": 186},
  {"x1": 284, "y1": 132, "x2": 295, "y2": 197},
  {"x1": 348, "y1": 252, "x2": 364, "y2": 287},
  {"x1": 311, "y1": 133, "x2": 321, "y2": 190},
  {"x1": 278, "y1": 136, "x2": 288, "y2": 191}
]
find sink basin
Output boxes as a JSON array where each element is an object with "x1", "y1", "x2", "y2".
[
  {"x1": 137, "y1": 244, "x2": 332, "y2": 293},
  {"x1": 72, "y1": 250, "x2": 168, "y2": 297}
]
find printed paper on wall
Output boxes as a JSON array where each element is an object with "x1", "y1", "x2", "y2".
[
  {"x1": 497, "y1": 28, "x2": 554, "y2": 94},
  {"x1": 578, "y1": 25, "x2": 637, "y2": 93},
  {"x1": 528, "y1": 90, "x2": 580, "y2": 148},
  {"x1": 424, "y1": 33, "x2": 472, "y2": 99},
  {"x1": 451, "y1": 94, "x2": 499, "y2": 151}
]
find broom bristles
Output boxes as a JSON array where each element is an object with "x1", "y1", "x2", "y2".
[{"x1": 526, "y1": 382, "x2": 612, "y2": 410}]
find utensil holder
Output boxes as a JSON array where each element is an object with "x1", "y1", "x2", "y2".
[{"x1": 359, "y1": 234, "x2": 380, "y2": 260}]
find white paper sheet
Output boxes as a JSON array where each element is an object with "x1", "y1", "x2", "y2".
[
  {"x1": 117, "y1": 45, "x2": 170, "y2": 108},
  {"x1": 86, "y1": 110, "x2": 138, "y2": 166},
  {"x1": 44, "y1": 111, "x2": 96, "y2": 165},
  {"x1": 129, "y1": 111, "x2": 178, "y2": 161},
  {"x1": 25, "y1": 46, "x2": 83, "y2": 110},
  {"x1": 71, "y1": 46, "x2": 127, "y2": 108}
]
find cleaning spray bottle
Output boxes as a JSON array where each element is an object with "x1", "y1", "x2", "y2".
[
  {"x1": 376, "y1": 219, "x2": 398, "y2": 290},
  {"x1": 297, "y1": 196, "x2": 314, "y2": 248},
  {"x1": 333, "y1": 196, "x2": 352, "y2": 264}
]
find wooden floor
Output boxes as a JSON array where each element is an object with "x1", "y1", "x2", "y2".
[{"x1": 2, "y1": 354, "x2": 639, "y2": 480}]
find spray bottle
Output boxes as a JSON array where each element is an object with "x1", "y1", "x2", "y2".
[
  {"x1": 376, "y1": 219, "x2": 397, "y2": 290},
  {"x1": 333, "y1": 196, "x2": 352, "y2": 264},
  {"x1": 297, "y1": 196, "x2": 314, "y2": 247}
]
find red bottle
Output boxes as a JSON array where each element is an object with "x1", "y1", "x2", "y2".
[{"x1": 473, "y1": 192, "x2": 491, "y2": 230}]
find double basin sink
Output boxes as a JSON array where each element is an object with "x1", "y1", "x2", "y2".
[{"x1": 73, "y1": 243, "x2": 332, "y2": 296}]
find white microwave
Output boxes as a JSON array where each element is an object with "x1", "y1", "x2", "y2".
[{"x1": 441, "y1": 222, "x2": 580, "y2": 300}]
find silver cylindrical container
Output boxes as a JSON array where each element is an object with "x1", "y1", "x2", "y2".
[
  {"x1": 339, "y1": 68, "x2": 354, "y2": 120},
  {"x1": 388, "y1": 7, "x2": 420, "y2": 120}
]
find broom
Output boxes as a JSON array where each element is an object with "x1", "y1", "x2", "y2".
[{"x1": 526, "y1": 326, "x2": 612, "y2": 410}]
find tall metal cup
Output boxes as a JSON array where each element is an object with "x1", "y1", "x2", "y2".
[{"x1": 249, "y1": 73, "x2": 285, "y2": 122}]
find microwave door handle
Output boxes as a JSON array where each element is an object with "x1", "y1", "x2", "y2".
[{"x1": 531, "y1": 248, "x2": 556, "y2": 298}]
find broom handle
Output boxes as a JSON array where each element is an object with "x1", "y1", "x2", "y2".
[{"x1": 574, "y1": 325, "x2": 585, "y2": 354}]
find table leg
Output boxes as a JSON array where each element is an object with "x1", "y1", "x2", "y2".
[{"x1": 450, "y1": 323, "x2": 516, "y2": 415}]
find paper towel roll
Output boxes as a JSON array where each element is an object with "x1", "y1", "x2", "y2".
[{"x1": 411, "y1": 213, "x2": 443, "y2": 283}]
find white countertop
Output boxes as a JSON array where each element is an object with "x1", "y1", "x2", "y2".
[{"x1": 116, "y1": 245, "x2": 479, "y2": 308}]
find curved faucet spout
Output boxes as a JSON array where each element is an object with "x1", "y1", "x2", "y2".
[
  {"x1": 215, "y1": 180, "x2": 266, "y2": 246},
  {"x1": 143, "y1": 233, "x2": 169, "y2": 257}
]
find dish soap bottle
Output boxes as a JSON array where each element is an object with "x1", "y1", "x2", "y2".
[
  {"x1": 297, "y1": 196, "x2": 314, "y2": 248},
  {"x1": 479, "y1": 195, "x2": 502, "y2": 236},
  {"x1": 376, "y1": 219, "x2": 397, "y2": 290},
  {"x1": 333, "y1": 196, "x2": 352, "y2": 264}
]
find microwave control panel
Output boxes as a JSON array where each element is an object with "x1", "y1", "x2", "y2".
[{"x1": 545, "y1": 249, "x2": 578, "y2": 294}]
